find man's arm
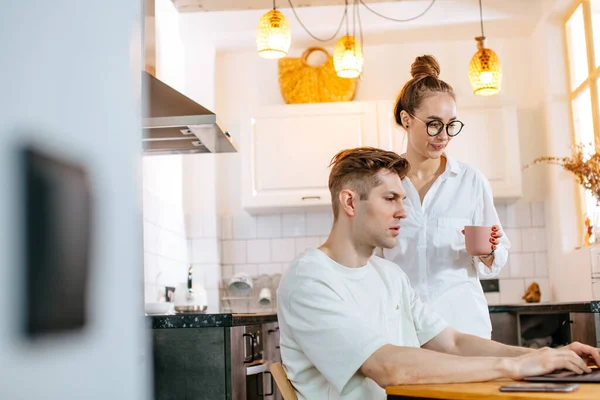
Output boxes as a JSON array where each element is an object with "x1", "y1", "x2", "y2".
[
  {"x1": 422, "y1": 326, "x2": 534, "y2": 357},
  {"x1": 360, "y1": 338, "x2": 593, "y2": 388}
]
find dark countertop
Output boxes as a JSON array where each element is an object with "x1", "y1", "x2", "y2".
[
  {"x1": 489, "y1": 301, "x2": 600, "y2": 313},
  {"x1": 149, "y1": 312, "x2": 278, "y2": 329},
  {"x1": 148, "y1": 302, "x2": 600, "y2": 328}
]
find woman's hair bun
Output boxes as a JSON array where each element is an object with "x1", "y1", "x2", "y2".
[{"x1": 410, "y1": 55, "x2": 441, "y2": 79}]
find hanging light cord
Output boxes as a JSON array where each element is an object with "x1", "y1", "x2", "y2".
[
  {"x1": 478, "y1": 0, "x2": 485, "y2": 37},
  {"x1": 286, "y1": 0, "x2": 348, "y2": 42},
  {"x1": 358, "y1": 0, "x2": 437, "y2": 22}
]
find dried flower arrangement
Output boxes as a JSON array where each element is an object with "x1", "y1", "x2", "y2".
[{"x1": 524, "y1": 144, "x2": 600, "y2": 204}]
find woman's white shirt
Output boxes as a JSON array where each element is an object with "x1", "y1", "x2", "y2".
[{"x1": 383, "y1": 154, "x2": 510, "y2": 338}]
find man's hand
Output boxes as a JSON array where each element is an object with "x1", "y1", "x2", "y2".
[
  {"x1": 507, "y1": 346, "x2": 594, "y2": 380},
  {"x1": 563, "y1": 341, "x2": 600, "y2": 366}
]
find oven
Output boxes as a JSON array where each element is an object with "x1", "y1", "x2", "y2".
[{"x1": 230, "y1": 322, "x2": 282, "y2": 400}]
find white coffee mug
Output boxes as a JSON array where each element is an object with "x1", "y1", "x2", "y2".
[{"x1": 258, "y1": 288, "x2": 272, "y2": 306}]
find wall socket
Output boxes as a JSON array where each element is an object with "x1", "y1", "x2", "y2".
[{"x1": 481, "y1": 279, "x2": 500, "y2": 293}]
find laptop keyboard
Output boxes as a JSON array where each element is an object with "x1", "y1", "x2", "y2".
[{"x1": 544, "y1": 369, "x2": 600, "y2": 382}]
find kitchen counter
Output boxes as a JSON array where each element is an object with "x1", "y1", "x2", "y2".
[
  {"x1": 148, "y1": 302, "x2": 600, "y2": 329},
  {"x1": 489, "y1": 301, "x2": 600, "y2": 313},
  {"x1": 148, "y1": 312, "x2": 278, "y2": 329}
]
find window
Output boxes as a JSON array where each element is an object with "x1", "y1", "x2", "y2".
[{"x1": 566, "y1": 1, "x2": 600, "y2": 219}]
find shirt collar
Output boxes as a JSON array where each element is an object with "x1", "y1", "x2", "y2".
[{"x1": 443, "y1": 153, "x2": 461, "y2": 176}]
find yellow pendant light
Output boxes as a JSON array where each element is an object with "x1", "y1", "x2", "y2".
[
  {"x1": 468, "y1": 0, "x2": 502, "y2": 96},
  {"x1": 333, "y1": 35, "x2": 363, "y2": 79},
  {"x1": 256, "y1": 2, "x2": 291, "y2": 59}
]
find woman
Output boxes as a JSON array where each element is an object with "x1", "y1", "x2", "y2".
[{"x1": 383, "y1": 55, "x2": 510, "y2": 339}]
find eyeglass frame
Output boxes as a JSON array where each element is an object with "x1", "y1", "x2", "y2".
[{"x1": 409, "y1": 113, "x2": 465, "y2": 137}]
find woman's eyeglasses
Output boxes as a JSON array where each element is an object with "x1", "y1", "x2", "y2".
[{"x1": 410, "y1": 114, "x2": 464, "y2": 137}]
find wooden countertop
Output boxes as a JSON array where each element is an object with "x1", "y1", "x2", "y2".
[{"x1": 386, "y1": 380, "x2": 600, "y2": 399}]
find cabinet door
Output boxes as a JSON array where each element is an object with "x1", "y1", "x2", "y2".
[
  {"x1": 262, "y1": 322, "x2": 283, "y2": 400},
  {"x1": 377, "y1": 101, "x2": 522, "y2": 200},
  {"x1": 242, "y1": 102, "x2": 379, "y2": 213},
  {"x1": 450, "y1": 106, "x2": 522, "y2": 199}
]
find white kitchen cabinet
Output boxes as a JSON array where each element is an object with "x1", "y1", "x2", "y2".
[
  {"x1": 377, "y1": 100, "x2": 523, "y2": 201},
  {"x1": 242, "y1": 100, "x2": 522, "y2": 214},
  {"x1": 241, "y1": 102, "x2": 379, "y2": 214}
]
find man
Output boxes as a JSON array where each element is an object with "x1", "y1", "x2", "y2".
[{"x1": 277, "y1": 147, "x2": 600, "y2": 400}]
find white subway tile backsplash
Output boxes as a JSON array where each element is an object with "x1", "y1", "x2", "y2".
[
  {"x1": 203, "y1": 214, "x2": 219, "y2": 238},
  {"x1": 258, "y1": 263, "x2": 283, "y2": 275},
  {"x1": 221, "y1": 216, "x2": 233, "y2": 240},
  {"x1": 144, "y1": 222, "x2": 160, "y2": 254},
  {"x1": 503, "y1": 229, "x2": 522, "y2": 253},
  {"x1": 499, "y1": 279, "x2": 525, "y2": 304},
  {"x1": 185, "y1": 214, "x2": 203, "y2": 239},
  {"x1": 306, "y1": 212, "x2": 333, "y2": 236},
  {"x1": 525, "y1": 278, "x2": 550, "y2": 302},
  {"x1": 143, "y1": 252, "x2": 159, "y2": 284},
  {"x1": 221, "y1": 265, "x2": 234, "y2": 280},
  {"x1": 484, "y1": 292, "x2": 500, "y2": 306},
  {"x1": 145, "y1": 283, "x2": 159, "y2": 303},
  {"x1": 234, "y1": 264, "x2": 258, "y2": 276},
  {"x1": 202, "y1": 264, "x2": 221, "y2": 290},
  {"x1": 509, "y1": 253, "x2": 536, "y2": 278},
  {"x1": 534, "y1": 252, "x2": 548, "y2": 277},
  {"x1": 271, "y1": 238, "x2": 296, "y2": 262},
  {"x1": 495, "y1": 204, "x2": 507, "y2": 227},
  {"x1": 257, "y1": 215, "x2": 282, "y2": 238},
  {"x1": 143, "y1": 193, "x2": 159, "y2": 225},
  {"x1": 191, "y1": 238, "x2": 220, "y2": 264},
  {"x1": 295, "y1": 236, "x2": 321, "y2": 255},
  {"x1": 157, "y1": 258, "x2": 188, "y2": 287},
  {"x1": 233, "y1": 214, "x2": 257, "y2": 239},
  {"x1": 159, "y1": 229, "x2": 187, "y2": 263},
  {"x1": 282, "y1": 213, "x2": 306, "y2": 237},
  {"x1": 247, "y1": 239, "x2": 272, "y2": 263},
  {"x1": 222, "y1": 240, "x2": 247, "y2": 264},
  {"x1": 521, "y1": 228, "x2": 547, "y2": 252},
  {"x1": 531, "y1": 202, "x2": 545, "y2": 227},
  {"x1": 206, "y1": 289, "x2": 219, "y2": 313},
  {"x1": 505, "y1": 203, "x2": 532, "y2": 228},
  {"x1": 498, "y1": 261, "x2": 511, "y2": 278}
]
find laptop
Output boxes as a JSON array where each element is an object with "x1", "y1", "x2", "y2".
[{"x1": 525, "y1": 367, "x2": 600, "y2": 383}]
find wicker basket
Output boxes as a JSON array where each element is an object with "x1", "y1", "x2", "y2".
[{"x1": 278, "y1": 47, "x2": 358, "y2": 104}]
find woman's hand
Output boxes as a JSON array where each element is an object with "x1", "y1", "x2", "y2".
[
  {"x1": 489, "y1": 225, "x2": 501, "y2": 251},
  {"x1": 461, "y1": 225, "x2": 501, "y2": 267}
]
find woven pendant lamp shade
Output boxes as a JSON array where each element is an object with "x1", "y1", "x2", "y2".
[
  {"x1": 256, "y1": 9, "x2": 291, "y2": 59},
  {"x1": 333, "y1": 35, "x2": 363, "y2": 78},
  {"x1": 468, "y1": 36, "x2": 502, "y2": 96}
]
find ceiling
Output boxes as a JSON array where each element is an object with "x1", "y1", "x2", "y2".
[
  {"x1": 176, "y1": 0, "x2": 548, "y2": 50},
  {"x1": 172, "y1": 0, "x2": 405, "y2": 13}
]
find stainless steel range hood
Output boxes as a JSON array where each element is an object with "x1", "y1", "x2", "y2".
[
  {"x1": 141, "y1": 72, "x2": 237, "y2": 155},
  {"x1": 141, "y1": 0, "x2": 236, "y2": 155}
]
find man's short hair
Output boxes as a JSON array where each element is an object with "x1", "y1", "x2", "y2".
[{"x1": 328, "y1": 147, "x2": 411, "y2": 220}]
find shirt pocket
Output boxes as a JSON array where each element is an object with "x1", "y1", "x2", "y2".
[{"x1": 435, "y1": 217, "x2": 471, "y2": 259}]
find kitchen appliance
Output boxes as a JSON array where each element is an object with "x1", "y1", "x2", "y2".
[
  {"x1": 230, "y1": 321, "x2": 283, "y2": 400},
  {"x1": 142, "y1": 0, "x2": 237, "y2": 155},
  {"x1": 173, "y1": 266, "x2": 207, "y2": 313}
]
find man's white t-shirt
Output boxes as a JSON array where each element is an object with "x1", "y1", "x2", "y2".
[{"x1": 277, "y1": 248, "x2": 448, "y2": 400}]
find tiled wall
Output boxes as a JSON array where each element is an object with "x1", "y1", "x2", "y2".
[
  {"x1": 484, "y1": 201, "x2": 549, "y2": 305},
  {"x1": 143, "y1": 193, "x2": 189, "y2": 303},
  {"x1": 145, "y1": 199, "x2": 549, "y2": 308},
  {"x1": 218, "y1": 212, "x2": 334, "y2": 283},
  {"x1": 186, "y1": 213, "x2": 222, "y2": 312},
  {"x1": 215, "y1": 201, "x2": 550, "y2": 306}
]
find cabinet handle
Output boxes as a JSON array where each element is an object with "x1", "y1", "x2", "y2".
[
  {"x1": 301, "y1": 196, "x2": 320, "y2": 201},
  {"x1": 257, "y1": 371, "x2": 274, "y2": 396}
]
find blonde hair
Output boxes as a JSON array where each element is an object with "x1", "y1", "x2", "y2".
[{"x1": 328, "y1": 147, "x2": 410, "y2": 220}]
